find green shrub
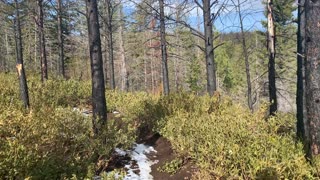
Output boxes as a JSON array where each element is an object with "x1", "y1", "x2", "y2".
[
  {"x1": 0, "y1": 107, "x2": 94, "y2": 179},
  {"x1": 159, "y1": 96, "x2": 314, "y2": 179},
  {"x1": 0, "y1": 74, "x2": 143, "y2": 179}
]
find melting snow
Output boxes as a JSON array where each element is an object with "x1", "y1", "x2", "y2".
[{"x1": 114, "y1": 144, "x2": 158, "y2": 180}]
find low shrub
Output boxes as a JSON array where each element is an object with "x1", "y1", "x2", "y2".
[{"x1": 158, "y1": 95, "x2": 315, "y2": 179}]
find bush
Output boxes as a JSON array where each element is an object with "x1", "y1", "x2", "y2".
[
  {"x1": 0, "y1": 74, "x2": 145, "y2": 179},
  {"x1": 158, "y1": 95, "x2": 315, "y2": 179},
  {"x1": 0, "y1": 107, "x2": 94, "y2": 179},
  {"x1": 0, "y1": 73, "x2": 317, "y2": 179}
]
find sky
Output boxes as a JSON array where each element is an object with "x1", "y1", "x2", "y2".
[{"x1": 124, "y1": 0, "x2": 296, "y2": 33}]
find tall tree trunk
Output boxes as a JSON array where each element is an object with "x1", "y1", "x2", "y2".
[
  {"x1": 119, "y1": 5, "x2": 129, "y2": 91},
  {"x1": 5, "y1": 28, "x2": 9, "y2": 72},
  {"x1": 236, "y1": 0, "x2": 253, "y2": 112},
  {"x1": 267, "y1": 0, "x2": 277, "y2": 115},
  {"x1": 57, "y1": 0, "x2": 65, "y2": 78},
  {"x1": 105, "y1": 0, "x2": 115, "y2": 90},
  {"x1": 305, "y1": 0, "x2": 320, "y2": 158},
  {"x1": 203, "y1": 0, "x2": 217, "y2": 96},
  {"x1": 296, "y1": 0, "x2": 307, "y2": 143},
  {"x1": 37, "y1": 0, "x2": 48, "y2": 82},
  {"x1": 86, "y1": 0, "x2": 107, "y2": 135},
  {"x1": 34, "y1": 22, "x2": 37, "y2": 69},
  {"x1": 103, "y1": 31, "x2": 108, "y2": 84},
  {"x1": 14, "y1": 0, "x2": 30, "y2": 109},
  {"x1": 159, "y1": 0, "x2": 169, "y2": 95}
]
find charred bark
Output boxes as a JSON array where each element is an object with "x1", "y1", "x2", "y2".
[
  {"x1": 86, "y1": 0, "x2": 107, "y2": 135},
  {"x1": 305, "y1": 0, "x2": 320, "y2": 158},
  {"x1": 267, "y1": 0, "x2": 277, "y2": 115},
  {"x1": 14, "y1": 0, "x2": 30, "y2": 109},
  {"x1": 57, "y1": 0, "x2": 65, "y2": 78},
  {"x1": 38, "y1": 0, "x2": 48, "y2": 82},
  {"x1": 105, "y1": 0, "x2": 115, "y2": 90},
  {"x1": 159, "y1": 0, "x2": 169, "y2": 95},
  {"x1": 296, "y1": 0, "x2": 308, "y2": 143},
  {"x1": 203, "y1": 0, "x2": 217, "y2": 96}
]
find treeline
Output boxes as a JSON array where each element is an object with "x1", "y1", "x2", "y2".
[{"x1": 0, "y1": 0, "x2": 320, "y2": 164}]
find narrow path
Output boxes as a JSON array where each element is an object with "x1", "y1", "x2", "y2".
[{"x1": 141, "y1": 134, "x2": 196, "y2": 180}]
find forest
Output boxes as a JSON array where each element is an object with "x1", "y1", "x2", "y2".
[{"x1": 0, "y1": 0, "x2": 320, "y2": 179}]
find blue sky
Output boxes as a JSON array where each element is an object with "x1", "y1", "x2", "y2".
[{"x1": 124, "y1": 0, "x2": 296, "y2": 32}]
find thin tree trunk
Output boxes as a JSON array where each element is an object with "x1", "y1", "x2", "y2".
[
  {"x1": 5, "y1": 28, "x2": 9, "y2": 72},
  {"x1": 57, "y1": 0, "x2": 65, "y2": 78},
  {"x1": 159, "y1": 0, "x2": 169, "y2": 95},
  {"x1": 105, "y1": 0, "x2": 115, "y2": 90},
  {"x1": 86, "y1": 0, "x2": 107, "y2": 135},
  {"x1": 14, "y1": 0, "x2": 30, "y2": 109},
  {"x1": 38, "y1": 0, "x2": 48, "y2": 82},
  {"x1": 203, "y1": 0, "x2": 217, "y2": 96},
  {"x1": 34, "y1": 22, "x2": 37, "y2": 69},
  {"x1": 267, "y1": 0, "x2": 277, "y2": 115},
  {"x1": 151, "y1": 53, "x2": 155, "y2": 94},
  {"x1": 119, "y1": 6, "x2": 129, "y2": 91},
  {"x1": 305, "y1": 0, "x2": 320, "y2": 158},
  {"x1": 103, "y1": 32, "x2": 108, "y2": 84},
  {"x1": 144, "y1": 53, "x2": 148, "y2": 91},
  {"x1": 296, "y1": 0, "x2": 307, "y2": 143},
  {"x1": 236, "y1": 0, "x2": 253, "y2": 112}
]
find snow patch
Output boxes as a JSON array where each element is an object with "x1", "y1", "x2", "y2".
[
  {"x1": 123, "y1": 144, "x2": 158, "y2": 180},
  {"x1": 107, "y1": 144, "x2": 158, "y2": 180}
]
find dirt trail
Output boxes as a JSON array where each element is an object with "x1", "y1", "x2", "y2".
[{"x1": 140, "y1": 133, "x2": 196, "y2": 180}]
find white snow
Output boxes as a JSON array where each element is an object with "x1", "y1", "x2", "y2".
[
  {"x1": 110, "y1": 144, "x2": 158, "y2": 180},
  {"x1": 123, "y1": 144, "x2": 158, "y2": 180},
  {"x1": 115, "y1": 148, "x2": 127, "y2": 156},
  {"x1": 113, "y1": 110, "x2": 121, "y2": 114}
]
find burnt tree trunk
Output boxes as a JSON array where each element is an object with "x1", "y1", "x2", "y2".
[
  {"x1": 159, "y1": 0, "x2": 169, "y2": 95},
  {"x1": 105, "y1": 0, "x2": 115, "y2": 90},
  {"x1": 203, "y1": 0, "x2": 217, "y2": 96},
  {"x1": 267, "y1": 0, "x2": 277, "y2": 115},
  {"x1": 296, "y1": 0, "x2": 308, "y2": 143},
  {"x1": 86, "y1": 0, "x2": 107, "y2": 135},
  {"x1": 57, "y1": 0, "x2": 65, "y2": 78},
  {"x1": 38, "y1": 0, "x2": 48, "y2": 82},
  {"x1": 305, "y1": 0, "x2": 320, "y2": 158},
  {"x1": 14, "y1": 0, "x2": 30, "y2": 109}
]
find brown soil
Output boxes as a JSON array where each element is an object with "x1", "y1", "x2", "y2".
[{"x1": 141, "y1": 133, "x2": 197, "y2": 180}]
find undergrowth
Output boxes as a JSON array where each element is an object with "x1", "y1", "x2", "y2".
[{"x1": 0, "y1": 73, "x2": 318, "y2": 179}]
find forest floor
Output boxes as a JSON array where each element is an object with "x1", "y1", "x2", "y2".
[
  {"x1": 78, "y1": 110, "x2": 197, "y2": 180},
  {"x1": 140, "y1": 133, "x2": 197, "y2": 180},
  {"x1": 105, "y1": 132, "x2": 197, "y2": 180}
]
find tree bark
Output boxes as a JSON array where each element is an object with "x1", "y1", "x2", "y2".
[
  {"x1": 57, "y1": 0, "x2": 65, "y2": 78},
  {"x1": 38, "y1": 0, "x2": 48, "y2": 82},
  {"x1": 86, "y1": 0, "x2": 107, "y2": 135},
  {"x1": 105, "y1": 0, "x2": 115, "y2": 90},
  {"x1": 236, "y1": 0, "x2": 253, "y2": 112},
  {"x1": 5, "y1": 28, "x2": 9, "y2": 72},
  {"x1": 203, "y1": 0, "x2": 217, "y2": 96},
  {"x1": 305, "y1": 0, "x2": 320, "y2": 158},
  {"x1": 119, "y1": 5, "x2": 129, "y2": 92},
  {"x1": 14, "y1": 0, "x2": 30, "y2": 109},
  {"x1": 296, "y1": 0, "x2": 308, "y2": 143},
  {"x1": 267, "y1": 0, "x2": 277, "y2": 115},
  {"x1": 159, "y1": 0, "x2": 169, "y2": 95}
]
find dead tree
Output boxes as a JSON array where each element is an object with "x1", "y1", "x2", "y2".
[
  {"x1": 14, "y1": 0, "x2": 30, "y2": 109},
  {"x1": 86, "y1": 0, "x2": 107, "y2": 135},
  {"x1": 267, "y1": 0, "x2": 277, "y2": 115},
  {"x1": 305, "y1": 0, "x2": 320, "y2": 158}
]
